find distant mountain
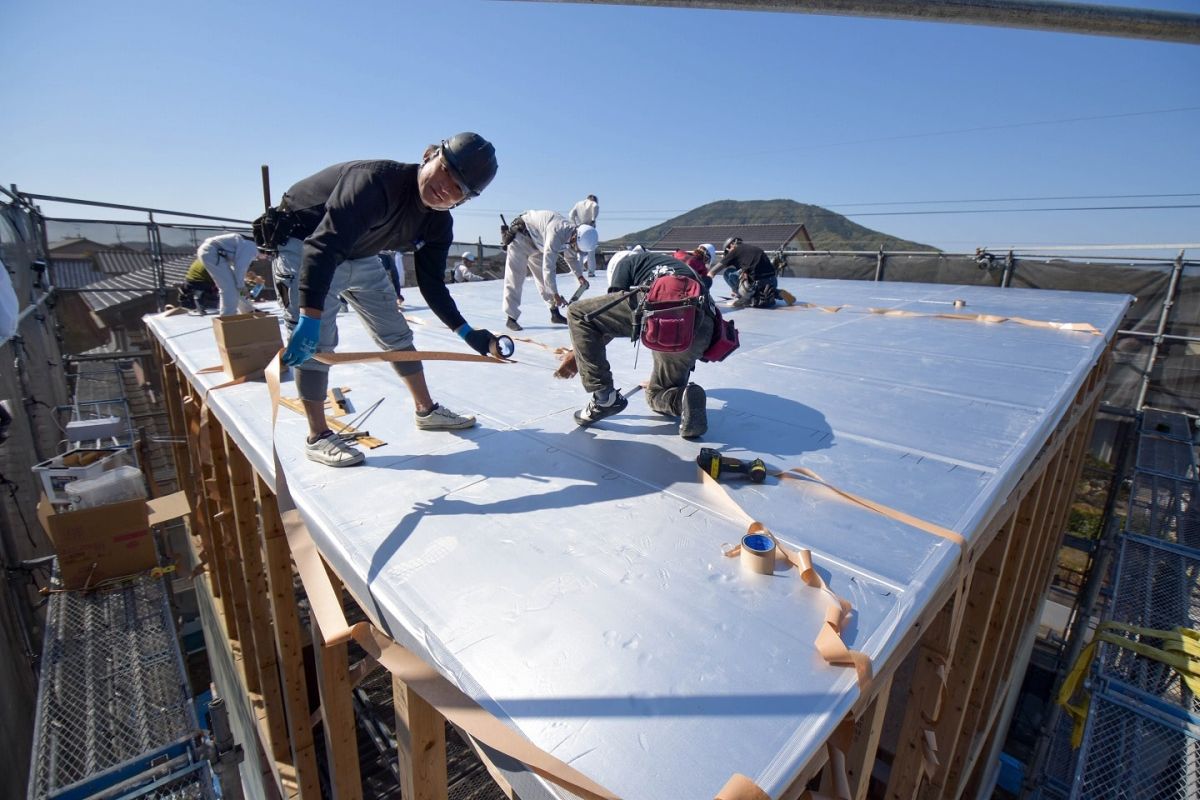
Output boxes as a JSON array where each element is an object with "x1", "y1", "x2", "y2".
[{"x1": 605, "y1": 199, "x2": 934, "y2": 252}]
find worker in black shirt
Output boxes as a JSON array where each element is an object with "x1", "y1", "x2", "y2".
[
  {"x1": 710, "y1": 237, "x2": 779, "y2": 308},
  {"x1": 565, "y1": 250, "x2": 714, "y2": 438},
  {"x1": 267, "y1": 132, "x2": 500, "y2": 467}
]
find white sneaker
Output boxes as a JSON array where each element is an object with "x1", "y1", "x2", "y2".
[
  {"x1": 305, "y1": 431, "x2": 365, "y2": 467},
  {"x1": 415, "y1": 403, "x2": 476, "y2": 430}
]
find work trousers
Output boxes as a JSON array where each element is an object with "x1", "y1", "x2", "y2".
[
  {"x1": 501, "y1": 234, "x2": 556, "y2": 321},
  {"x1": 567, "y1": 290, "x2": 714, "y2": 416},
  {"x1": 273, "y1": 237, "x2": 421, "y2": 402}
]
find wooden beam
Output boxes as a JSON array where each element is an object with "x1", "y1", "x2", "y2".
[
  {"x1": 393, "y1": 673, "x2": 449, "y2": 800},
  {"x1": 257, "y1": 477, "x2": 322, "y2": 799}
]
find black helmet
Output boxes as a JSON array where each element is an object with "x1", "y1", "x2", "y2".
[
  {"x1": 440, "y1": 132, "x2": 497, "y2": 199},
  {"x1": 723, "y1": 236, "x2": 742, "y2": 251}
]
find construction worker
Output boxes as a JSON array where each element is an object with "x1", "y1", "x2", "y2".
[
  {"x1": 569, "y1": 194, "x2": 599, "y2": 276},
  {"x1": 454, "y1": 251, "x2": 484, "y2": 282},
  {"x1": 710, "y1": 237, "x2": 778, "y2": 308},
  {"x1": 566, "y1": 249, "x2": 713, "y2": 439},
  {"x1": 673, "y1": 243, "x2": 716, "y2": 290},
  {"x1": 263, "y1": 132, "x2": 500, "y2": 468},
  {"x1": 501, "y1": 210, "x2": 592, "y2": 331},
  {"x1": 184, "y1": 233, "x2": 260, "y2": 315}
]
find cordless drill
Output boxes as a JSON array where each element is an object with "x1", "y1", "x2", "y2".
[{"x1": 697, "y1": 448, "x2": 767, "y2": 483}]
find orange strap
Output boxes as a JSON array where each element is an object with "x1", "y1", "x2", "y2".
[{"x1": 699, "y1": 469, "x2": 873, "y2": 689}]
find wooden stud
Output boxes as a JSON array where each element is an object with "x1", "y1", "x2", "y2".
[
  {"x1": 257, "y1": 477, "x2": 322, "y2": 799},
  {"x1": 847, "y1": 673, "x2": 894, "y2": 800},
  {"x1": 310, "y1": 570, "x2": 363, "y2": 800},
  {"x1": 393, "y1": 673, "x2": 449, "y2": 800},
  {"x1": 224, "y1": 430, "x2": 290, "y2": 764},
  {"x1": 206, "y1": 407, "x2": 255, "y2": 673}
]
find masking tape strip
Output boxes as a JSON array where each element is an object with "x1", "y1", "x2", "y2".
[
  {"x1": 700, "y1": 469, "x2": 873, "y2": 689},
  {"x1": 776, "y1": 467, "x2": 965, "y2": 548},
  {"x1": 780, "y1": 300, "x2": 1101, "y2": 335},
  {"x1": 264, "y1": 353, "x2": 624, "y2": 800}
]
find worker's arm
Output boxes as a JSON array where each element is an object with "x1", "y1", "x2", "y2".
[{"x1": 413, "y1": 215, "x2": 468, "y2": 331}]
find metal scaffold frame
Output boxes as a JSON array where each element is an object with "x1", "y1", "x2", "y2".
[
  {"x1": 28, "y1": 574, "x2": 198, "y2": 800},
  {"x1": 1035, "y1": 410, "x2": 1199, "y2": 799}
]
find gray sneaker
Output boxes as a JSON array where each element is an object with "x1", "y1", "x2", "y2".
[
  {"x1": 679, "y1": 383, "x2": 707, "y2": 439},
  {"x1": 415, "y1": 403, "x2": 476, "y2": 430},
  {"x1": 306, "y1": 431, "x2": 365, "y2": 467}
]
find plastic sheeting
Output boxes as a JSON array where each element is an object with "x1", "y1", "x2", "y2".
[{"x1": 146, "y1": 277, "x2": 1130, "y2": 800}]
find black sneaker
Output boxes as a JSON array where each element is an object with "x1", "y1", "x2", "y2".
[
  {"x1": 550, "y1": 307, "x2": 568, "y2": 325},
  {"x1": 679, "y1": 383, "x2": 707, "y2": 439},
  {"x1": 506, "y1": 316, "x2": 523, "y2": 331},
  {"x1": 573, "y1": 391, "x2": 628, "y2": 426}
]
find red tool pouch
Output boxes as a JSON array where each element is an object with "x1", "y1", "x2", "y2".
[
  {"x1": 640, "y1": 274, "x2": 703, "y2": 353},
  {"x1": 700, "y1": 305, "x2": 740, "y2": 362}
]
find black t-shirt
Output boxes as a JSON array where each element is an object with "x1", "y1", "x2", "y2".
[
  {"x1": 282, "y1": 160, "x2": 465, "y2": 331},
  {"x1": 717, "y1": 243, "x2": 775, "y2": 281},
  {"x1": 608, "y1": 252, "x2": 700, "y2": 291}
]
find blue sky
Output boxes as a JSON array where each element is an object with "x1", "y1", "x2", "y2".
[{"x1": 4, "y1": 0, "x2": 1198, "y2": 254}]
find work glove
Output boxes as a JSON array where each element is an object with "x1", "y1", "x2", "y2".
[
  {"x1": 282, "y1": 313, "x2": 320, "y2": 366},
  {"x1": 457, "y1": 324, "x2": 497, "y2": 357}
]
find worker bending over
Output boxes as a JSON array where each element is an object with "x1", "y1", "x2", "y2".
[
  {"x1": 184, "y1": 233, "x2": 261, "y2": 315},
  {"x1": 257, "y1": 132, "x2": 501, "y2": 467},
  {"x1": 501, "y1": 210, "x2": 595, "y2": 330}
]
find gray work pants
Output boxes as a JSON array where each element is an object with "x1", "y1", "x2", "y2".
[
  {"x1": 273, "y1": 237, "x2": 421, "y2": 402},
  {"x1": 501, "y1": 234, "x2": 556, "y2": 321},
  {"x1": 567, "y1": 290, "x2": 714, "y2": 416}
]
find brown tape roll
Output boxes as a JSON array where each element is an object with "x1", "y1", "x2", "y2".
[{"x1": 739, "y1": 532, "x2": 777, "y2": 574}]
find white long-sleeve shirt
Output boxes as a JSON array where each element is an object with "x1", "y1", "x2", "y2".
[
  {"x1": 521, "y1": 210, "x2": 582, "y2": 298},
  {"x1": 197, "y1": 234, "x2": 259, "y2": 314},
  {"x1": 569, "y1": 198, "x2": 598, "y2": 227},
  {"x1": 454, "y1": 261, "x2": 483, "y2": 282}
]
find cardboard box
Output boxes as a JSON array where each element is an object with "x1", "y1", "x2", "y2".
[
  {"x1": 33, "y1": 447, "x2": 130, "y2": 506},
  {"x1": 213, "y1": 312, "x2": 282, "y2": 379},
  {"x1": 37, "y1": 491, "x2": 191, "y2": 589}
]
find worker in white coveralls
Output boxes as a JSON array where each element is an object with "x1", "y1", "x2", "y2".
[
  {"x1": 500, "y1": 210, "x2": 596, "y2": 331},
  {"x1": 569, "y1": 194, "x2": 599, "y2": 276},
  {"x1": 454, "y1": 251, "x2": 484, "y2": 282},
  {"x1": 184, "y1": 233, "x2": 260, "y2": 315}
]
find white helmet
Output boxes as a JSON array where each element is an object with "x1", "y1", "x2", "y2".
[
  {"x1": 699, "y1": 243, "x2": 716, "y2": 265},
  {"x1": 605, "y1": 249, "x2": 633, "y2": 287},
  {"x1": 575, "y1": 224, "x2": 598, "y2": 253},
  {"x1": 461, "y1": 251, "x2": 476, "y2": 262}
]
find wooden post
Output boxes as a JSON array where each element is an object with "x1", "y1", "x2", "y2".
[
  {"x1": 224, "y1": 430, "x2": 290, "y2": 764},
  {"x1": 257, "y1": 477, "x2": 322, "y2": 798},
  {"x1": 206, "y1": 407, "x2": 256, "y2": 678},
  {"x1": 393, "y1": 673, "x2": 449, "y2": 800},
  {"x1": 846, "y1": 674, "x2": 893, "y2": 800},
  {"x1": 310, "y1": 571, "x2": 363, "y2": 800}
]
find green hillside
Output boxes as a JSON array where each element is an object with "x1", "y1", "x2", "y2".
[{"x1": 605, "y1": 199, "x2": 934, "y2": 252}]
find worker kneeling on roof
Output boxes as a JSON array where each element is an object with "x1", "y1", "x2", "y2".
[
  {"x1": 255, "y1": 132, "x2": 500, "y2": 468},
  {"x1": 567, "y1": 249, "x2": 728, "y2": 439}
]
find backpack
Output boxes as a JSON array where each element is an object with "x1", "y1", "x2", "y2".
[{"x1": 639, "y1": 273, "x2": 704, "y2": 353}]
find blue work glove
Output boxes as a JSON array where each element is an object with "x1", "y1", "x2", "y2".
[
  {"x1": 282, "y1": 313, "x2": 320, "y2": 366},
  {"x1": 456, "y1": 324, "x2": 496, "y2": 357}
]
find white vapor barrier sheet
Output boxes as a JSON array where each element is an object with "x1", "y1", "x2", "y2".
[{"x1": 146, "y1": 277, "x2": 1130, "y2": 799}]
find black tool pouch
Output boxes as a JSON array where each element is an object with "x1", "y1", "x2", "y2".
[
  {"x1": 252, "y1": 207, "x2": 298, "y2": 252},
  {"x1": 500, "y1": 215, "x2": 527, "y2": 249}
]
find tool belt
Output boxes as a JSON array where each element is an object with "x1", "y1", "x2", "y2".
[
  {"x1": 252, "y1": 206, "x2": 300, "y2": 253},
  {"x1": 499, "y1": 215, "x2": 528, "y2": 249},
  {"x1": 636, "y1": 272, "x2": 705, "y2": 353}
]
